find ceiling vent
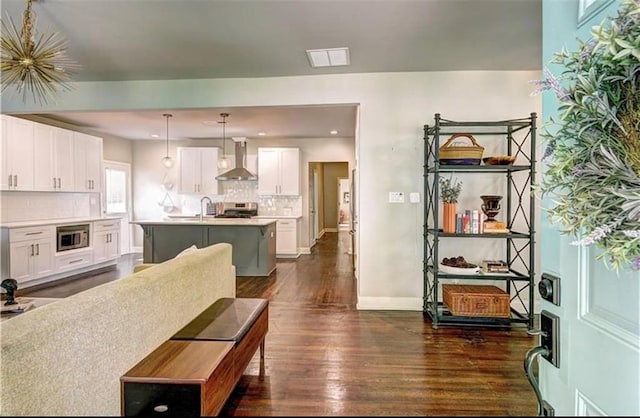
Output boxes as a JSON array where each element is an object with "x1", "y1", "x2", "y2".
[{"x1": 306, "y1": 47, "x2": 350, "y2": 68}]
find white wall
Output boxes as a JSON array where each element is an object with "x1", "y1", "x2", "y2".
[{"x1": 2, "y1": 70, "x2": 542, "y2": 311}]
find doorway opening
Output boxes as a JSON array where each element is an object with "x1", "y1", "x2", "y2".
[{"x1": 103, "y1": 160, "x2": 133, "y2": 254}]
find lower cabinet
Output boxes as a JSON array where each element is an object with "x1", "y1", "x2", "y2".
[
  {"x1": 1, "y1": 218, "x2": 121, "y2": 287},
  {"x1": 55, "y1": 248, "x2": 94, "y2": 273},
  {"x1": 275, "y1": 219, "x2": 299, "y2": 258},
  {"x1": 93, "y1": 219, "x2": 121, "y2": 263},
  {"x1": 6, "y1": 226, "x2": 56, "y2": 284},
  {"x1": 261, "y1": 218, "x2": 300, "y2": 258}
]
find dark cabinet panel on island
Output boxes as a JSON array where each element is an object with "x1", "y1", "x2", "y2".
[{"x1": 138, "y1": 221, "x2": 276, "y2": 277}]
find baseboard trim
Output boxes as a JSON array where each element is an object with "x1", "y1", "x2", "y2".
[{"x1": 357, "y1": 296, "x2": 422, "y2": 311}]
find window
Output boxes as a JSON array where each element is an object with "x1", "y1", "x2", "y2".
[
  {"x1": 105, "y1": 167, "x2": 127, "y2": 214},
  {"x1": 578, "y1": 0, "x2": 615, "y2": 26}
]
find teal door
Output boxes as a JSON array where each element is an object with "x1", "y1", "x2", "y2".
[{"x1": 540, "y1": 0, "x2": 640, "y2": 414}]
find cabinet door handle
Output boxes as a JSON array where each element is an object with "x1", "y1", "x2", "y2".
[
  {"x1": 8, "y1": 174, "x2": 12, "y2": 188},
  {"x1": 53, "y1": 177, "x2": 57, "y2": 188},
  {"x1": 58, "y1": 178, "x2": 61, "y2": 189},
  {"x1": 13, "y1": 175, "x2": 17, "y2": 188},
  {"x1": 35, "y1": 243, "x2": 39, "y2": 255},
  {"x1": 30, "y1": 244, "x2": 34, "y2": 256},
  {"x1": 25, "y1": 231, "x2": 43, "y2": 236}
]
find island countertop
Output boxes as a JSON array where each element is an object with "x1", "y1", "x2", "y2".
[{"x1": 131, "y1": 217, "x2": 277, "y2": 226}]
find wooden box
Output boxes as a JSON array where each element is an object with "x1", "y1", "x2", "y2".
[{"x1": 442, "y1": 284, "x2": 510, "y2": 318}]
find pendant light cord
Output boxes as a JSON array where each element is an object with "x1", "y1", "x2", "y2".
[
  {"x1": 220, "y1": 112, "x2": 229, "y2": 156},
  {"x1": 163, "y1": 113, "x2": 172, "y2": 158}
]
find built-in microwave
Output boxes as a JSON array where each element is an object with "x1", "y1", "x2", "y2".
[{"x1": 56, "y1": 224, "x2": 90, "y2": 252}]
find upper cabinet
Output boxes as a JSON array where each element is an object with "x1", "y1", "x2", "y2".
[
  {"x1": 33, "y1": 122, "x2": 75, "y2": 192},
  {"x1": 0, "y1": 115, "x2": 35, "y2": 191},
  {"x1": 74, "y1": 132, "x2": 103, "y2": 192},
  {"x1": 178, "y1": 147, "x2": 219, "y2": 194},
  {"x1": 0, "y1": 115, "x2": 103, "y2": 193},
  {"x1": 257, "y1": 147, "x2": 300, "y2": 196}
]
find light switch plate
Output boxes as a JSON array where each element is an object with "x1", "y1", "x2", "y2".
[
  {"x1": 389, "y1": 192, "x2": 405, "y2": 203},
  {"x1": 409, "y1": 192, "x2": 420, "y2": 203}
]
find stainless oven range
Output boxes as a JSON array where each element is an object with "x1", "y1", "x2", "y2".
[{"x1": 56, "y1": 224, "x2": 90, "y2": 252}]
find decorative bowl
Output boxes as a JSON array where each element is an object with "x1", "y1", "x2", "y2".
[
  {"x1": 438, "y1": 263, "x2": 481, "y2": 275},
  {"x1": 483, "y1": 156, "x2": 516, "y2": 166}
]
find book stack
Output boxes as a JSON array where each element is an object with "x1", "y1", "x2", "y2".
[
  {"x1": 483, "y1": 220, "x2": 509, "y2": 234},
  {"x1": 482, "y1": 260, "x2": 509, "y2": 274},
  {"x1": 456, "y1": 210, "x2": 483, "y2": 234}
]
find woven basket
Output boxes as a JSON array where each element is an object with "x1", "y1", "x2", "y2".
[
  {"x1": 442, "y1": 284, "x2": 510, "y2": 318},
  {"x1": 439, "y1": 133, "x2": 484, "y2": 165}
]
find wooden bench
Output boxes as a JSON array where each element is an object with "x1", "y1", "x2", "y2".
[{"x1": 120, "y1": 298, "x2": 269, "y2": 416}]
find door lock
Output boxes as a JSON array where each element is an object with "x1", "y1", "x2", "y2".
[
  {"x1": 540, "y1": 310, "x2": 560, "y2": 368},
  {"x1": 539, "y1": 273, "x2": 560, "y2": 306}
]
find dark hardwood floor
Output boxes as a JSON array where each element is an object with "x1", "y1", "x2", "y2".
[{"x1": 21, "y1": 231, "x2": 539, "y2": 416}]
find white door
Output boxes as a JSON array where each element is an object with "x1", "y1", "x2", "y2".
[
  {"x1": 103, "y1": 160, "x2": 132, "y2": 255},
  {"x1": 349, "y1": 168, "x2": 357, "y2": 270},
  {"x1": 308, "y1": 165, "x2": 317, "y2": 249},
  {"x1": 539, "y1": 0, "x2": 639, "y2": 415}
]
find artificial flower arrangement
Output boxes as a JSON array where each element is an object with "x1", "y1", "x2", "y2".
[
  {"x1": 532, "y1": 0, "x2": 640, "y2": 271},
  {"x1": 439, "y1": 176, "x2": 462, "y2": 204}
]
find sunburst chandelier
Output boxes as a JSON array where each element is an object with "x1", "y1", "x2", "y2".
[{"x1": 1, "y1": 0, "x2": 80, "y2": 104}]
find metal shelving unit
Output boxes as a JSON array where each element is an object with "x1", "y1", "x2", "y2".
[{"x1": 423, "y1": 113, "x2": 537, "y2": 330}]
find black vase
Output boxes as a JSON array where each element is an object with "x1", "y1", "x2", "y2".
[{"x1": 480, "y1": 195, "x2": 502, "y2": 222}]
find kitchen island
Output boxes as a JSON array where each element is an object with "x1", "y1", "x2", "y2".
[{"x1": 132, "y1": 218, "x2": 276, "y2": 276}]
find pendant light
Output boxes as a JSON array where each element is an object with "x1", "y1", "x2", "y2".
[
  {"x1": 161, "y1": 113, "x2": 174, "y2": 168},
  {"x1": 217, "y1": 113, "x2": 232, "y2": 170}
]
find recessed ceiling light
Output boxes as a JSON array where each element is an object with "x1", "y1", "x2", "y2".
[
  {"x1": 306, "y1": 47, "x2": 350, "y2": 68},
  {"x1": 258, "y1": 132, "x2": 266, "y2": 136},
  {"x1": 330, "y1": 130, "x2": 338, "y2": 135},
  {"x1": 151, "y1": 134, "x2": 160, "y2": 138}
]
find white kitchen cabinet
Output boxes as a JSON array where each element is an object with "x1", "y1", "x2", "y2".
[
  {"x1": 178, "y1": 147, "x2": 219, "y2": 194},
  {"x1": 93, "y1": 219, "x2": 120, "y2": 263},
  {"x1": 275, "y1": 218, "x2": 300, "y2": 257},
  {"x1": 260, "y1": 217, "x2": 300, "y2": 257},
  {"x1": 257, "y1": 147, "x2": 300, "y2": 196},
  {"x1": 0, "y1": 115, "x2": 35, "y2": 191},
  {"x1": 74, "y1": 132, "x2": 103, "y2": 192},
  {"x1": 7, "y1": 226, "x2": 55, "y2": 284},
  {"x1": 33, "y1": 123, "x2": 75, "y2": 191},
  {"x1": 55, "y1": 249, "x2": 94, "y2": 273}
]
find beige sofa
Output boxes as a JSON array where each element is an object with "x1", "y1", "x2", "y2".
[{"x1": 0, "y1": 243, "x2": 236, "y2": 416}]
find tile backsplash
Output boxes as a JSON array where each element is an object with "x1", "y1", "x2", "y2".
[
  {"x1": 179, "y1": 180, "x2": 302, "y2": 216},
  {"x1": 1, "y1": 192, "x2": 102, "y2": 223}
]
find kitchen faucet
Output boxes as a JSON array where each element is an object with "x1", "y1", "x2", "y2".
[{"x1": 200, "y1": 196, "x2": 213, "y2": 222}]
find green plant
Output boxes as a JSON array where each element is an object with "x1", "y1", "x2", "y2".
[
  {"x1": 532, "y1": 0, "x2": 640, "y2": 271},
  {"x1": 439, "y1": 176, "x2": 462, "y2": 204}
]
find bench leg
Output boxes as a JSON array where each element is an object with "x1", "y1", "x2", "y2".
[{"x1": 259, "y1": 339, "x2": 266, "y2": 379}]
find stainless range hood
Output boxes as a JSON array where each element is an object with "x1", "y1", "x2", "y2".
[{"x1": 216, "y1": 139, "x2": 258, "y2": 181}]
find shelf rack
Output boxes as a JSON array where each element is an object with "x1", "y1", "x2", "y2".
[{"x1": 423, "y1": 113, "x2": 537, "y2": 330}]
